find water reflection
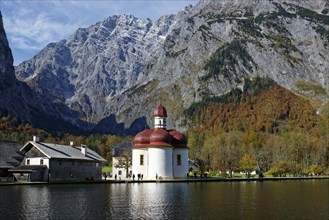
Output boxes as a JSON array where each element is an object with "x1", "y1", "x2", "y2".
[
  {"x1": 111, "y1": 183, "x2": 189, "y2": 219},
  {"x1": 0, "y1": 180, "x2": 328, "y2": 219},
  {"x1": 20, "y1": 186, "x2": 51, "y2": 219}
]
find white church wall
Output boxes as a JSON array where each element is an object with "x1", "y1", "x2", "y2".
[
  {"x1": 132, "y1": 149, "x2": 148, "y2": 177},
  {"x1": 173, "y1": 149, "x2": 189, "y2": 178},
  {"x1": 148, "y1": 147, "x2": 173, "y2": 179}
]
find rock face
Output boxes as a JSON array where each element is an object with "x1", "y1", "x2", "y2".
[
  {"x1": 16, "y1": 14, "x2": 176, "y2": 133},
  {"x1": 0, "y1": 12, "x2": 34, "y2": 121},
  {"x1": 15, "y1": 0, "x2": 329, "y2": 134},
  {"x1": 0, "y1": 12, "x2": 85, "y2": 134}
]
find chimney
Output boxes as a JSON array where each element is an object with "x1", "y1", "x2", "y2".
[
  {"x1": 70, "y1": 141, "x2": 74, "y2": 147},
  {"x1": 81, "y1": 145, "x2": 87, "y2": 156},
  {"x1": 33, "y1": 136, "x2": 40, "y2": 142}
]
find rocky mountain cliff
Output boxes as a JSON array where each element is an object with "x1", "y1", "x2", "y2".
[
  {"x1": 0, "y1": 12, "x2": 86, "y2": 134},
  {"x1": 0, "y1": 12, "x2": 35, "y2": 121},
  {"x1": 15, "y1": 0, "x2": 329, "y2": 134}
]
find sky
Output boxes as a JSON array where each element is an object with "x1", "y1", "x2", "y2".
[{"x1": 1, "y1": 0, "x2": 198, "y2": 65}]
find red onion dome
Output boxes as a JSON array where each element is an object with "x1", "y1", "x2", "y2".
[
  {"x1": 169, "y1": 130, "x2": 188, "y2": 148},
  {"x1": 149, "y1": 128, "x2": 172, "y2": 147},
  {"x1": 154, "y1": 104, "x2": 167, "y2": 117},
  {"x1": 133, "y1": 129, "x2": 153, "y2": 147}
]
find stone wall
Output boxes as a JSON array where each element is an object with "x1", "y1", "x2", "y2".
[{"x1": 49, "y1": 159, "x2": 102, "y2": 181}]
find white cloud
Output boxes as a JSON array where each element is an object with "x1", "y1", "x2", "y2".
[{"x1": 2, "y1": 0, "x2": 197, "y2": 65}]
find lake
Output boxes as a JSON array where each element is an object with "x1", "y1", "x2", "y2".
[{"x1": 0, "y1": 180, "x2": 328, "y2": 219}]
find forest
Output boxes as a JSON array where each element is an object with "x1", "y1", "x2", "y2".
[{"x1": 185, "y1": 77, "x2": 329, "y2": 177}]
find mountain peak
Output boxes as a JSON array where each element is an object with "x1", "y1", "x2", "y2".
[{"x1": 13, "y1": 0, "x2": 329, "y2": 135}]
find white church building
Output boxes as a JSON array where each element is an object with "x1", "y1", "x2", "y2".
[{"x1": 132, "y1": 104, "x2": 189, "y2": 180}]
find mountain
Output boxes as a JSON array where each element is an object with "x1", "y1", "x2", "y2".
[
  {"x1": 0, "y1": 12, "x2": 86, "y2": 135},
  {"x1": 15, "y1": 0, "x2": 329, "y2": 134},
  {"x1": 0, "y1": 12, "x2": 35, "y2": 121},
  {"x1": 15, "y1": 14, "x2": 176, "y2": 134}
]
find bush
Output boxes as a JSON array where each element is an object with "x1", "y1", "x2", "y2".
[
  {"x1": 307, "y1": 165, "x2": 323, "y2": 176},
  {"x1": 268, "y1": 161, "x2": 289, "y2": 177}
]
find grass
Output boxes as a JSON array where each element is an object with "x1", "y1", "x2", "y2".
[
  {"x1": 102, "y1": 166, "x2": 112, "y2": 173},
  {"x1": 295, "y1": 81, "x2": 327, "y2": 96}
]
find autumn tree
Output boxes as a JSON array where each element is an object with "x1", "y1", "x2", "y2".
[
  {"x1": 307, "y1": 164, "x2": 323, "y2": 176},
  {"x1": 188, "y1": 129, "x2": 206, "y2": 174},
  {"x1": 287, "y1": 161, "x2": 302, "y2": 177},
  {"x1": 268, "y1": 161, "x2": 289, "y2": 177},
  {"x1": 240, "y1": 154, "x2": 256, "y2": 178}
]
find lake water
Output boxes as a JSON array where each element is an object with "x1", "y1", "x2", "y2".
[{"x1": 0, "y1": 180, "x2": 328, "y2": 219}]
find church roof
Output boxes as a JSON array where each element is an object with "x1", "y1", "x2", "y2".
[
  {"x1": 133, "y1": 128, "x2": 187, "y2": 148},
  {"x1": 134, "y1": 104, "x2": 187, "y2": 148},
  {"x1": 154, "y1": 104, "x2": 167, "y2": 117}
]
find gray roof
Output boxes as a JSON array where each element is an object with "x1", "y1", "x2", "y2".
[
  {"x1": 0, "y1": 141, "x2": 24, "y2": 168},
  {"x1": 21, "y1": 141, "x2": 107, "y2": 162}
]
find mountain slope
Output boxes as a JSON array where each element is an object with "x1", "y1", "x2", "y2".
[
  {"x1": 184, "y1": 77, "x2": 321, "y2": 133},
  {"x1": 15, "y1": 0, "x2": 329, "y2": 134}
]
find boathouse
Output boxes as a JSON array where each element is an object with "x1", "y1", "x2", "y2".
[{"x1": 10, "y1": 137, "x2": 106, "y2": 182}]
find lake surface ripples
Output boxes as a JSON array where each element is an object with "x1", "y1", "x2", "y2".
[{"x1": 0, "y1": 180, "x2": 328, "y2": 219}]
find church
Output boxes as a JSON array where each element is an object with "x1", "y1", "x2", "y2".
[{"x1": 132, "y1": 104, "x2": 189, "y2": 179}]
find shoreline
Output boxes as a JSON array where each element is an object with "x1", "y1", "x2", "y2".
[{"x1": 1, "y1": 176, "x2": 329, "y2": 186}]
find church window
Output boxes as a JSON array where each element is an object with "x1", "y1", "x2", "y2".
[
  {"x1": 40, "y1": 159, "x2": 43, "y2": 165},
  {"x1": 140, "y1": 155, "x2": 144, "y2": 166},
  {"x1": 177, "y1": 155, "x2": 181, "y2": 166},
  {"x1": 27, "y1": 159, "x2": 30, "y2": 165},
  {"x1": 118, "y1": 170, "x2": 122, "y2": 175}
]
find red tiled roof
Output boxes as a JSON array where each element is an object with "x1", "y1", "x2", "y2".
[{"x1": 133, "y1": 128, "x2": 187, "y2": 148}]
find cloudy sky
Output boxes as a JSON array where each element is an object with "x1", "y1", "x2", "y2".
[{"x1": 1, "y1": 0, "x2": 198, "y2": 65}]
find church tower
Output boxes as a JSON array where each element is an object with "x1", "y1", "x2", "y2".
[{"x1": 154, "y1": 104, "x2": 167, "y2": 129}]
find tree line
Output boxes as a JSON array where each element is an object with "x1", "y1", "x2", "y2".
[
  {"x1": 0, "y1": 115, "x2": 129, "y2": 164},
  {"x1": 186, "y1": 77, "x2": 329, "y2": 177}
]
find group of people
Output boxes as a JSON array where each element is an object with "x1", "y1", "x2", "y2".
[
  {"x1": 132, "y1": 173, "x2": 143, "y2": 181},
  {"x1": 108, "y1": 173, "x2": 144, "y2": 181}
]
